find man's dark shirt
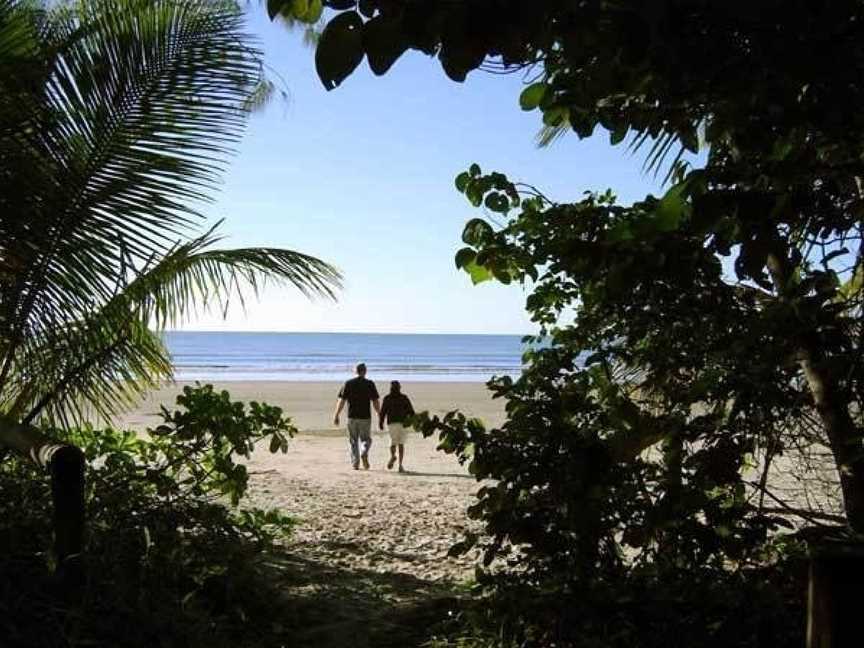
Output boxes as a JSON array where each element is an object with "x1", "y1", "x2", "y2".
[
  {"x1": 339, "y1": 377, "x2": 379, "y2": 419},
  {"x1": 380, "y1": 393, "x2": 415, "y2": 425}
]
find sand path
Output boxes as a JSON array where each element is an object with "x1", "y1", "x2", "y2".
[
  {"x1": 124, "y1": 382, "x2": 501, "y2": 580},
  {"x1": 122, "y1": 381, "x2": 503, "y2": 646},
  {"x1": 248, "y1": 430, "x2": 484, "y2": 582},
  {"x1": 244, "y1": 432, "x2": 488, "y2": 647}
]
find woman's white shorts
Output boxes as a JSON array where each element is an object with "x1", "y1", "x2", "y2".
[{"x1": 388, "y1": 423, "x2": 409, "y2": 445}]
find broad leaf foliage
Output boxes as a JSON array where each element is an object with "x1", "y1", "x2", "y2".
[{"x1": 277, "y1": 2, "x2": 864, "y2": 644}]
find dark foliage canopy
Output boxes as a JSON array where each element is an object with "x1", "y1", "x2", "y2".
[
  {"x1": 275, "y1": 0, "x2": 864, "y2": 533},
  {"x1": 270, "y1": 2, "x2": 863, "y2": 644}
]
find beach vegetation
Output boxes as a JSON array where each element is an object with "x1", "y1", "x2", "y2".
[
  {"x1": 0, "y1": 0, "x2": 338, "y2": 592},
  {"x1": 0, "y1": 382, "x2": 296, "y2": 647},
  {"x1": 281, "y1": 1, "x2": 864, "y2": 644}
]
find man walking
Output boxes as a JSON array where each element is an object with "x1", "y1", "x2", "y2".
[{"x1": 333, "y1": 363, "x2": 380, "y2": 470}]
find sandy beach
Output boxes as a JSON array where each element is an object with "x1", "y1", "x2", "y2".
[
  {"x1": 120, "y1": 380, "x2": 504, "y2": 584},
  {"x1": 119, "y1": 380, "x2": 506, "y2": 432}
]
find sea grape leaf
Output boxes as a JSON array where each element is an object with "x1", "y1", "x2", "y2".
[
  {"x1": 519, "y1": 83, "x2": 546, "y2": 111},
  {"x1": 316, "y1": 12, "x2": 365, "y2": 90},
  {"x1": 290, "y1": 0, "x2": 309, "y2": 20},
  {"x1": 654, "y1": 182, "x2": 690, "y2": 232},
  {"x1": 462, "y1": 218, "x2": 493, "y2": 245},
  {"x1": 455, "y1": 247, "x2": 476, "y2": 269},
  {"x1": 267, "y1": 0, "x2": 286, "y2": 19},
  {"x1": 304, "y1": 0, "x2": 323, "y2": 23},
  {"x1": 455, "y1": 171, "x2": 471, "y2": 193},
  {"x1": 363, "y1": 15, "x2": 407, "y2": 75},
  {"x1": 464, "y1": 259, "x2": 493, "y2": 284}
]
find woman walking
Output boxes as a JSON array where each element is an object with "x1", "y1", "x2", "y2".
[{"x1": 379, "y1": 381, "x2": 415, "y2": 473}]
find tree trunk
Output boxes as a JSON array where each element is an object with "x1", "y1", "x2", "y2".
[
  {"x1": 807, "y1": 541, "x2": 864, "y2": 648},
  {"x1": 798, "y1": 351, "x2": 864, "y2": 532},
  {"x1": 765, "y1": 250, "x2": 864, "y2": 531},
  {"x1": 0, "y1": 416, "x2": 85, "y2": 567}
]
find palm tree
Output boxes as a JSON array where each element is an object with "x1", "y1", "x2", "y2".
[{"x1": 0, "y1": 0, "x2": 340, "y2": 576}]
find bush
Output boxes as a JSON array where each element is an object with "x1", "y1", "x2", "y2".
[
  {"x1": 425, "y1": 562, "x2": 806, "y2": 648},
  {"x1": 0, "y1": 383, "x2": 296, "y2": 648}
]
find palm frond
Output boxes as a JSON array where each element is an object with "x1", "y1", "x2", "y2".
[
  {"x1": 0, "y1": 1, "x2": 341, "y2": 428},
  {"x1": 120, "y1": 225, "x2": 342, "y2": 330},
  {"x1": 534, "y1": 111, "x2": 688, "y2": 185},
  {"x1": 0, "y1": 0, "x2": 263, "y2": 386},
  {"x1": 242, "y1": 78, "x2": 275, "y2": 112},
  {"x1": 624, "y1": 125, "x2": 694, "y2": 186},
  {"x1": 6, "y1": 227, "x2": 340, "y2": 425},
  {"x1": 535, "y1": 122, "x2": 569, "y2": 148},
  {"x1": 8, "y1": 318, "x2": 171, "y2": 427},
  {"x1": 0, "y1": 0, "x2": 45, "y2": 131}
]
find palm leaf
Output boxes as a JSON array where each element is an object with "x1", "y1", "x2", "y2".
[
  {"x1": 535, "y1": 122, "x2": 569, "y2": 148},
  {"x1": 8, "y1": 318, "x2": 171, "y2": 427},
  {"x1": 7, "y1": 227, "x2": 340, "y2": 425},
  {"x1": 119, "y1": 225, "x2": 342, "y2": 329},
  {"x1": 534, "y1": 111, "x2": 688, "y2": 184},
  {"x1": 0, "y1": 0, "x2": 263, "y2": 389}
]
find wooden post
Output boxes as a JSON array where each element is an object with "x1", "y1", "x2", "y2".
[
  {"x1": 807, "y1": 540, "x2": 864, "y2": 648},
  {"x1": 50, "y1": 444, "x2": 85, "y2": 562}
]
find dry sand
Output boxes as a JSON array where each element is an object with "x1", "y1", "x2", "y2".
[
  {"x1": 120, "y1": 380, "x2": 506, "y2": 432},
  {"x1": 121, "y1": 380, "x2": 505, "y2": 583}
]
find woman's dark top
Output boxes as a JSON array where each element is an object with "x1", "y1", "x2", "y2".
[{"x1": 380, "y1": 393, "x2": 415, "y2": 424}]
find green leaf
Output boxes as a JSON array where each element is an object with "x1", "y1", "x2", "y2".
[
  {"x1": 492, "y1": 266, "x2": 512, "y2": 284},
  {"x1": 469, "y1": 163, "x2": 481, "y2": 177},
  {"x1": 267, "y1": 0, "x2": 287, "y2": 20},
  {"x1": 681, "y1": 128, "x2": 699, "y2": 154},
  {"x1": 542, "y1": 105, "x2": 569, "y2": 127},
  {"x1": 654, "y1": 182, "x2": 690, "y2": 232},
  {"x1": 610, "y1": 125, "x2": 628, "y2": 145},
  {"x1": 484, "y1": 192, "x2": 509, "y2": 213},
  {"x1": 439, "y1": 37, "x2": 485, "y2": 83},
  {"x1": 455, "y1": 247, "x2": 476, "y2": 269},
  {"x1": 519, "y1": 83, "x2": 546, "y2": 111},
  {"x1": 464, "y1": 259, "x2": 493, "y2": 285},
  {"x1": 462, "y1": 218, "x2": 493, "y2": 245},
  {"x1": 288, "y1": 0, "x2": 309, "y2": 20},
  {"x1": 454, "y1": 171, "x2": 471, "y2": 193},
  {"x1": 362, "y1": 15, "x2": 407, "y2": 76},
  {"x1": 269, "y1": 434, "x2": 282, "y2": 453},
  {"x1": 607, "y1": 221, "x2": 634, "y2": 242},
  {"x1": 315, "y1": 12, "x2": 365, "y2": 90},
  {"x1": 837, "y1": 264, "x2": 864, "y2": 301},
  {"x1": 304, "y1": 0, "x2": 324, "y2": 23}
]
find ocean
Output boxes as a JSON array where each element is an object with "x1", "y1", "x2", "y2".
[{"x1": 164, "y1": 331, "x2": 527, "y2": 382}]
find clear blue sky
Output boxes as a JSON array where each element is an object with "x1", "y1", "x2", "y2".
[{"x1": 185, "y1": 8, "x2": 671, "y2": 335}]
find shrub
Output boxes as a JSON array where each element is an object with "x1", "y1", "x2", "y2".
[{"x1": 0, "y1": 384, "x2": 296, "y2": 648}]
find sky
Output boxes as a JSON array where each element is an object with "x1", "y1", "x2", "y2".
[{"x1": 183, "y1": 8, "x2": 672, "y2": 335}]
